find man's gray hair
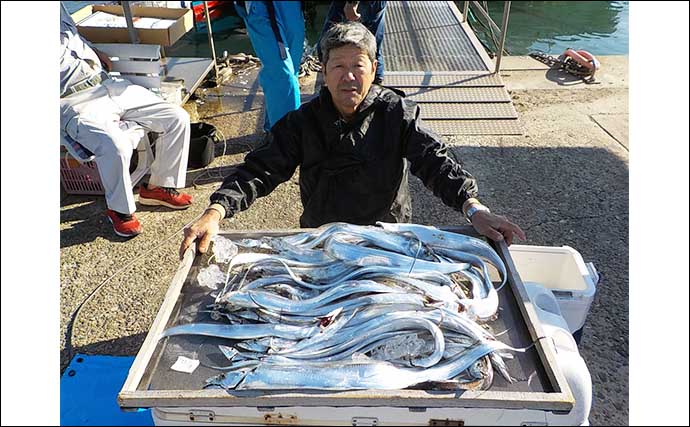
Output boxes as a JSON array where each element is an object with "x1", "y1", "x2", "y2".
[{"x1": 320, "y1": 21, "x2": 377, "y2": 66}]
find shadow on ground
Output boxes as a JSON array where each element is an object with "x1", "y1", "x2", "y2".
[
  {"x1": 60, "y1": 143, "x2": 629, "y2": 422},
  {"x1": 59, "y1": 197, "x2": 137, "y2": 247},
  {"x1": 212, "y1": 134, "x2": 262, "y2": 156},
  {"x1": 544, "y1": 67, "x2": 593, "y2": 86},
  {"x1": 58, "y1": 132, "x2": 260, "y2": 248},
  {"x1": 61, "y1": 333, "x2": 148, "y2": 374},
  {"x1": 410, "y1": 144, "x2": 628, "y2": 424}
]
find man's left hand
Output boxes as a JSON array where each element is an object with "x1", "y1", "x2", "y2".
[
  {"x1": 469, "y1": 211, "x2": 526, "y2": 245},
  {"x1": 344, "y1": 2, "x2": 361, "y2": 21}
]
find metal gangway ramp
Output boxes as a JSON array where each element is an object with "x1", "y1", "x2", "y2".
[{"x1": 383, "y1": 1, "x2": 522, "y2": 135}]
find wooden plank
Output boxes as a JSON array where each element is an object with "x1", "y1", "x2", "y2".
[
  {"x1": 119, "y1": 244, "x2": 196, "y2": 395},
  {"x1": 111, "y1": 60, "x2": 161, "y2": 75},
  {"x1": 92, "y1": 43, "x2": 161, "y2": 60},
  {"x1": 120, "y1": 388, "x2": 574, "y2": 411},
  {"x1": 492, "y1": 238, "x2": 575, "y2": 403},
  {"x1": 161, "y1": 57, "x2": 215, "y2": 104}
]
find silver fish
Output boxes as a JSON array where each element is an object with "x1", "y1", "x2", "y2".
[
  {"x1": 220, "y1": 280, "x2": 405, "y2": 314},
  {"x1": 160, "y1": 322, "x2": 323, "y2": 341},
  {"x1": 324, "y1": 237, "x2": 471, "y2": 275},
  {"x1": 235, "y1": 341, "x2": 504, "y2": 390},
  {"x1": 376, "y1": 222, "x2": 507, "y2": 288},
  {"x1": 276, "y1": 313, "x2": 445, "y2": 368}
]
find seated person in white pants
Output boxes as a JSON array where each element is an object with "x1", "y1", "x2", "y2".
[{"x1": 60, "y1": 2, "x2": 193, "y2": 237}]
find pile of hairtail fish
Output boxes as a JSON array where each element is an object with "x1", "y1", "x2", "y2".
[{"x1": 162, "y1": 222, "x2": 525, "y2": 391}]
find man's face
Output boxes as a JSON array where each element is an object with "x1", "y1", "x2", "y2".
[{"x1": 324, "y1": 45, "x2": 377, "y2": 120}]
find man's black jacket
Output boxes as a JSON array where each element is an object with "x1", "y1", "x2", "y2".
[{"x1": 210, "y1": 85, "x2": 478, "y2": 228}]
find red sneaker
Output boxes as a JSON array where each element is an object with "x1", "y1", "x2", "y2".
[
  {"x1": 105, "y1": 209, "x2": 142, "y2": 238},
  {"x1": 138, "y1": 185, "x2": 193, "y2": 210}
]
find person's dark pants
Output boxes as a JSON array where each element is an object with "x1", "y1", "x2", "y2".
[{"x1": 317, "y1": 1, "x2": 387, "y2": 83}]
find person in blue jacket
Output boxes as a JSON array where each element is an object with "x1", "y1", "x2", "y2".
[{"x1": 234, "y1": 1, "x2": 304, "y2": 132}]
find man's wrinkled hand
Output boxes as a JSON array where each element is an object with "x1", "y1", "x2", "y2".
[
  {"x1": 469, "y1": 211, "x2": 526, "y2": 246},
  {"x1": 179, "y1": 209, "x2": 221, "y2": 259},
  {"x1": 344, "y1": 3, "x2": 361, "y2": 21}
]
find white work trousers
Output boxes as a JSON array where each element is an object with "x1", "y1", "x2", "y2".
[{"x1": 60, "y1": 78, "x2": 190, "y2": 214}]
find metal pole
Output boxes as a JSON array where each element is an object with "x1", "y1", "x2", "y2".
[
  {"x1": 463, "y1": 1, "x2": 469, "y2": 23},
  {"x1": 204, "y1": 1, "x2": 219, "y2": 79},
  {"x1": 494, "y1": 1, "x2": 511, "y2": 74},
  {"x1": 472, "y1": 1, "x2": 503, "y2": 36},
  {"x1": 122, "y1": 1, "x2": 139, "y2": 44}
]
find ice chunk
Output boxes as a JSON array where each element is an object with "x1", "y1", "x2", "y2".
[
  {"x1": 165, "y1": 343, "x2": 197, "y2": 360},
  {"x1": 370, "y1": 333, "x2": 427, "y2": 361},
  {"x1": 219, "y1": 345, "x2": 239, "y2": 361},
  {"x1": 351, "y1": 352, "x2": 373, "y2": 362},
  {"x1": 235, "y1": 238, "x2": 271, "y2": 250},
  {"x1": 212, "y1": 235, "x2": 239, "y2": 263},
  {"x1": 197, "y1": 264, "x2": 225, "y2": 290}
]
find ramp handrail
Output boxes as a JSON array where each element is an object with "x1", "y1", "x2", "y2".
[{"x1": 462, "y1": 1, "x2": 512, "y2": 74}]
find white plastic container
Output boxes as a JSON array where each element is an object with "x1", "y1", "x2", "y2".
[
  {"x1": 509, "y1": 245, "x2": 598, "y2": 335},
  {"x1": 522, "y1": 283, "x2": 593, "y2": 426},
  {"x1": 151, "y1": 405, "x2": 584, "y2": 426}
]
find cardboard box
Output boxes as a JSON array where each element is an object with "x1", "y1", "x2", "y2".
[{"x1": 71, "y1": 5, "x2": 193, "y2": 46}]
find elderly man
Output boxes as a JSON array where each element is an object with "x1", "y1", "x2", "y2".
[
  {"x1": 180, "y1": 21, "x2": 524, "y2": 257},
  {"x1": 60, "y1": 2, "x2": 193, "y2": 238}
]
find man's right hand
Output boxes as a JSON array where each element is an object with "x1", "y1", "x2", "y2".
[{"x1": 179, "y1": 208, "x2": 222, "y2": 259}]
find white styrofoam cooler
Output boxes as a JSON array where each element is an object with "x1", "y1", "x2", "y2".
[
  {"x1": 152, "y1": 405, "x2": 586, "y2": 426},
  {"x1": 521, "y1": 283, "x2": 593, "y2": 427},
  {"x1": 509, "y1": 245, "x2": 598, "y2": 335}
]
